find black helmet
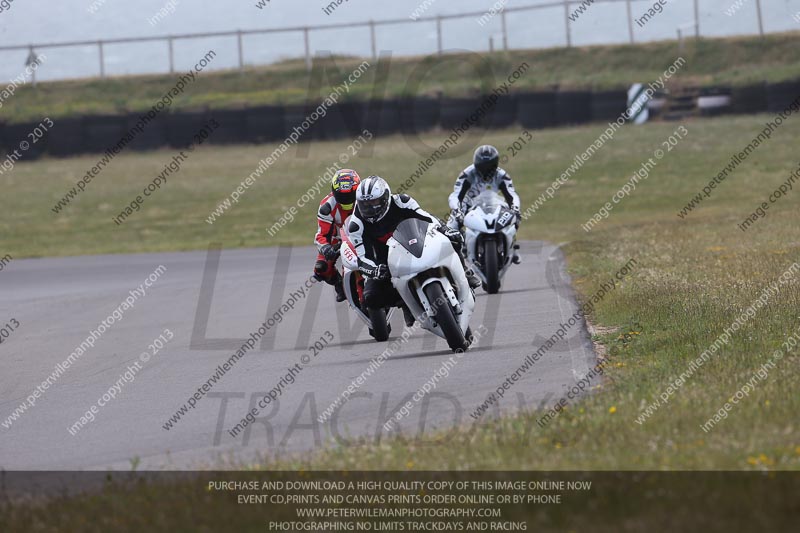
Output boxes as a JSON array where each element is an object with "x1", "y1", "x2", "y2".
[{"x1": 473, "y1": 145, "x2": 499, "y2": 180}]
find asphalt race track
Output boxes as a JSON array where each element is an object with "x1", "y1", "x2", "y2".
[{"x1": 1, "y1": 242, "x2": 596, "y2": 470}]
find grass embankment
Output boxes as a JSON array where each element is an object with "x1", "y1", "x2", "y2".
[
  {"x1": 3, "y1": 114, "x2": 799, "y2": 472},
  {"x1": 3, "y1": 31, "x2": 800, "y2": 124}
]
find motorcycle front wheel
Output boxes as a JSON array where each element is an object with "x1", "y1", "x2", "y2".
[
  {"x1": 482, "y1": 238, "x2": 501, "y2": 294},
  {"x1": 424, "y1": 282, "x2": 470, "y2": 352}
]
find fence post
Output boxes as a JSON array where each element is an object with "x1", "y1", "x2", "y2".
[
  {"x1": 98, "y1": 40, "x2": 105, "y2": 78},
  {"x1": 693, "y1": 0, "x2": 700, "y2": 38},
  {"x1": 28, "y1": 45, "x2": 37, "y2": 87},
  {"x1": 437, "y1": 16, "x2": 443, "y2": 54},
  {"x1": 563, "y1": 0, "x2": 572, "y2": 47},
  {"x1": 369, "y1": 20, "x2": 377, "y2": 59},
  {"x1": 303, "y1": 27, "x2": 311, "y2": 72},
  {"x1": 489, "y1": 37, "x2": 495, "y2": 53},
  {"x1": 501, "y1": 10, "x2": 508, "y2": 50},
  {"x1": 626, "y1": 0, "x2": 634, "y2": 43},
  {"x1": 237, "y1": 30, "x2": 244, "y2": 71},
  {"x1": 754, "y1": 0, "x2": 764, "y2": 36},
  {"x1": 168, "y1": 36, "x2": 174, "y2": 73}
]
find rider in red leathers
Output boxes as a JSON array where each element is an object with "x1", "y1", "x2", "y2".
[{"x1": 313, "y1": 169, "x2": 361, "y2": 302}]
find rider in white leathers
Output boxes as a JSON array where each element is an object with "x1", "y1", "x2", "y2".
[{"x1": 447, "y1": 145, "x2": 521, "y2": 263}]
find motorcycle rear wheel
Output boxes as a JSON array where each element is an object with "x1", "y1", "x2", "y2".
[{"x1": 367, "y1": 307, "x2": 390, "y2": 342}]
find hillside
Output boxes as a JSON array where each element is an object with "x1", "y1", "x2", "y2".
[{"x1": 3, "y1": 31, "x2": 800, "y2": 124}]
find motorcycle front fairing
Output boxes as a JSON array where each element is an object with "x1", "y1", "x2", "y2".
[
  {"x1": 387, "y1": 219, "x2": 475, "y2": 338},
  {"x1": 463, "y1": 191, "x2": 517, "y2": 283}
]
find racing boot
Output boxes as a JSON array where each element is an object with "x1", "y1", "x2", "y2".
[
  {"x1": 512, "y1": 243, "x2": 521, "y2": 265},
  {"x1": 333, "y1": 274, "x2": 347, "y2": 303},
  {"x1": 464, "y1": 267, "x2": 482, "y2": 289},
  {"x1": 401, "y1": 304, "x2": 416, "y2": 327}
]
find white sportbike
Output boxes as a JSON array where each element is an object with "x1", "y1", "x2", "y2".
[
  {"x1": 387, "y1": 218, "x2": 476, "y2": 352},
  {"x1": 462, "y1": 190, "x2": 519, "y2": 294}
]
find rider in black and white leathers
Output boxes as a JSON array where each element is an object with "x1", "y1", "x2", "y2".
[
  {"x1": 349, "y1": 193, "x2": 435, "y2": 289},
  {"x1": 446, "y1": 165, "x2": 521, "y2": 231},
  {"x1": 349, "y1": 177, "x2": 480, "y2": 323},
  {"x1": 447, "y1": 145, "x2": 522, "y2": 264}
]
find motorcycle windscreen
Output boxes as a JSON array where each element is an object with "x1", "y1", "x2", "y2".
[
  {"x1": 474, "y1": 190, "x2": 506, "y2": 211},
  {"x1": 393, "y1": 218, "x2": 429, "y2": 258}
]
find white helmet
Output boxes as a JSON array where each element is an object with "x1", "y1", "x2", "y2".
[{"x1": 356, "y1": 176, "x2": 392, "y2": 223}]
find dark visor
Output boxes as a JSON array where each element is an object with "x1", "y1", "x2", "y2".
[
  {"x1": 476, "y1": 160, "x2": 497, "y2": 176},
  {"x1": 360, "y1": 196, "x2": 385, "y2": 217},
  {"x1": 334, "y1": 189, "x2": 356, "y2": 205}
]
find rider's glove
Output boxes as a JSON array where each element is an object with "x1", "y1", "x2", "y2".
[
  {"x1": 439, "y1": 225, "x2": 463, "y2": 245},
  {"x1": 320, "y1": 243, "x2": 340, "y2": 261},
  {"x1": 375, "y1": 264, "x2": 391, "y2": 281},
  {"x1": 451, "y1": 208, "x2": 464, "y2": 226}
]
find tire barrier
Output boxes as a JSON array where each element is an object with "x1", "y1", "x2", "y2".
[
  {"x1": 207, "y1": 108, "x2": 249, "y2": 144},
  {"x1": 4, "y1": 80, "x2": 799, "y2": 160},
  {"x1": 166, "y1": 111, "x2": 209, "y2": 147},
  {"x1": 245, "y1": 105, "x2": 286, "y2": 143},
  {"x1": 363, "y1": 99, "x2": 401, "y2": 136},
  {"x1": 730, "y1": 83, "x2": 768, "y2": 115},
  {"x1": 44, "y1": 118, "x2": 85, "y2": 157},
  {"x1": 318, "y1": 102, "x2": 367, "y2": 140},
  {"x1": 124, "y1": 114, "x2": 168, "y2": 151},
  {"x1": 484, "y1": 94, "x2": 518, "y2": 129},
  {"x1": 283, "y1": 103, "x2": 325, "y2": 141},
  {"x1": 591, "y1": 90, "x2": 628, "y2": 122},
  {"x1": 556, "y1": 91, "x2": 593, "y2": 126},
  {"x1": 399, "y1": 97, "x2": 440, "y2": 134},
  {"x1": 517, "y1": 92, "x2": 557, "y2": 129},
  {"x1": 439, "y1": 97, "x2": 484, "y2": 130},
  {"x1": 83, "y1": 115, "x2": 127, "y2": 153},
  {"x1": 2, "y1": 121, "x2": 48, "y2": 161},
  {"x1": 766, "y1": 80, "x2": 800, "y2": 113}
]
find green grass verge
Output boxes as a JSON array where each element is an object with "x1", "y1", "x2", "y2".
[
  {"x1": 4, "y1": 31, "x2": 800, "y2": 124},
  {"x1": 2, "y1": 114, "x2": 799, "y2": 472}
]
